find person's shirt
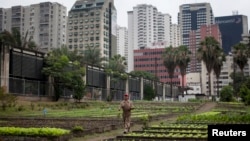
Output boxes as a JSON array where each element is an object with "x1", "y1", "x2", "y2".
[{"x1": 119, "y1": 100, "x2": 133, "y2": 113}]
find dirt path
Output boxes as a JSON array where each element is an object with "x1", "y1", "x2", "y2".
[
  {"x1": 194, "y1": 102, "x2": 217, "y2": 114},
  {"x1": 70, "y1": 102, "x2": 217, "y2": 141}
]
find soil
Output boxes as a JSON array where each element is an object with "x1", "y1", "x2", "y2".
[{"x1": 71, "y1": 102, "x2": 217, "y2": 141}]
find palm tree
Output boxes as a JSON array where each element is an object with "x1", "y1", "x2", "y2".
[
  {"x1": 232, "y1": 43, "x2": 249, "y2": 99},
  {"x1": 80, "y1": 46, "x2": 106, "y2": 67},
  {"x1": 106, "y1": 54, "x2": 127, "y2": 73},
  {"x1": 176, "y1": 45, "x2": 191, "y2": 97},
  {"x1": 232, "y1": 43, "x2": 249, "y2": 76},
  {"x1": 162, "y1": 46, "x2": 178, "y2": 99},
  {"x1": 213, "y1": 52, "x2": 226, "y2": 97},
  {"x1": 48, "y1": 45, "x2": 80, "y2": 62},
  {"x1": 197, "y1": 36, "x2": 221, "y2": 97},
  {"x1": 0, "y1": 28, "x2": 37, "y2": 49}
]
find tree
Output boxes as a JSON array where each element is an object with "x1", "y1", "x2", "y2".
[
  {"x1": 213, "y1": 53, "x2": 226, "y2": 97},
  {"x1": 232, "y1": 43, "x2": 248, "y2": 76},
  {"x1": 162, "y1": 46, "x2": 178, "y2": 99},
  {"x1": 220, "y1": 85, "x2": 233, "y2": 102},
  {"x1": 0, "y1": 28, "x2": 37, "y2": 49},
  {"x1": 129, "y1": 70, "x2": 158, "y2": 81},
  {"x1": 80, "y1": 46, "x2": 106, "y2": 67},
  {"x1": 197, "y1": 36, "x2": 221, "y2": 97},
  {"x1": 143, "y1": 84, "x2": 155, "y2": 100},
  {"x1": 176, "y1": 45, "x2": 191, "y2": 97},
  {"x1": 42, "y1": 48, "x2": 86, "y2": 101},
  {"x1": 105, "y1": 54, "x2": 127, "y2": 73}
]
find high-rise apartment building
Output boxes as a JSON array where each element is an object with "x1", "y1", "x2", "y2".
[
  {"x1": 67, "y1": 0, "x2": 116, "y2": 60},
  {"x1": 170, "y1": 24, "x2": 181, "y2": 47},
  {"x1": 178, "y1": 3, "x2": 214, "y2": 46},
  {"x1": 116, "y1": 26, "x2": 131, "y2": 72},
  {"x1": 215, "y1": 15, "x2": 248, "y2": 54},
  {"x1": 128, "y1": 4, "x2": 172, "y2": 50},
  {"x1": 0, "y1": 2, "x2": 67, "y2": 52}
]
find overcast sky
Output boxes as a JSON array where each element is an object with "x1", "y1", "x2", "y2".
[{"x1": 1, "y1": 0, "x2": 250, "y2": 28}]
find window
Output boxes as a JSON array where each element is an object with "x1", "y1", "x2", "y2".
[{"x1": 96, "y1": 11, "x2": 100, "y2": 15}]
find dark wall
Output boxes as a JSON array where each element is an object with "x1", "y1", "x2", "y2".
[{"x1": 9, "y1": 50, "x2": 45, "y2": 80}]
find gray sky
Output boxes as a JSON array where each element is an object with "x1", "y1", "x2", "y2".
[{"x1": 1, "y1": 0, "x2": 250, "y2": 28}]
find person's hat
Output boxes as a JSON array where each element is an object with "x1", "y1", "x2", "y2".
[{"x1": 124, "y1": 93, "x2": 128, "y2": 96}]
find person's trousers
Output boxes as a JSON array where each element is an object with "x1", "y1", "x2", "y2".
[{"x1": 123, "y1": 116, "x2": 131, "y2": 132}]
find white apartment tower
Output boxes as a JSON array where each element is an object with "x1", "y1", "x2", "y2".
[
  {"x1": 128, "y1": 4, "x2": 176, "y2": 50},
  {"x1": 66, "y1": 0, "x2": 116, "y2": 60},
  {"x1": 128, "y1": 4, "x2": 157, "y2": 49},
  {"x1": 157, "y1": 13, "x2": 171, "y2": 46},
  {"x1": 170, "y1": 24, "x2": 181, "y2": 47},
  {"x1": 116, "y1": 26, "x2": 131, "y2": 72},
  {"x1": 0, "y1": 2, "x2": 67, "y2": 52}
]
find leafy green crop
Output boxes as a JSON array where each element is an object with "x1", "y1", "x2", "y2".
[{"x1": 0, "y1": 127, "x2": 70, "y2": 136}]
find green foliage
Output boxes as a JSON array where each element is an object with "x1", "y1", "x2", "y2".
[
  {"x1": 80, "y1": 46, "x2": 106, "y2": 67},
  {"x1": 220, "y1": 85, "x2": 234, "y2": 102},
  {"x1": 0, "y1": 86, "x2": 17, "y2": 111},
  {"x1": 72, "y1": 126, "x2": 84, "y2": 132},
  {"x1": 239, "y1": 84, "x2": 250, "y2": 105},
  {"x1": 143, "y1": 84, "x2": 155, "y2": 101},
  {"x1": 176, "y1": 111, "x2": 250, "y2": 124},
  {"x1": 230, "y1": 72, "x2": 249, "y2": 96},
  {"x1": 0, "y1": 127, "x2": 70, "y2": 136},
  {"x1": 42, "y1": 47, "x2": 86, "y2": 101},
  {"x1": 105, "y1": 54, "x2": 127, "y2": 73},
  {"x1": 139, "y1": 114, "x2": 152, "y2": 128},
  {"x1": 129, "y1": 70, "x2": 157, "y2": 81}
]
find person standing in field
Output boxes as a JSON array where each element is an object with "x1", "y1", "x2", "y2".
[{"x1": 119, "y1": 93, "x2": 134, "y2": 134}]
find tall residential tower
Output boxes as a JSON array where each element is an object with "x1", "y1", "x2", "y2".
[
  {"x1": 66, "y1": 0, "x2": 116, "y2": 60},
  {"x1": 0, "y1": 2, "x2": 67, "y2": 52}
]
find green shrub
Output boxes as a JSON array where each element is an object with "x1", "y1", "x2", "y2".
[
  {"x1": 220, "y1": 85, "x2": 233, "y2": 102},
  {"x1": 72, "y1": 126, "x2": 84, "y2": 132}
]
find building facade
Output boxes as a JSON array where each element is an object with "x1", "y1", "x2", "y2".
[
  {"x1": 128, "y1": 4, "x2": 173, "y2": 50},
  {"x1": 66, "y1": 0, "x2": 116, "y2": 60},
  {"x1": 215, "y1": 15, "x2": 249, "y2": 54},
  {"x1": 116, "y1": 26, "x2": 132, "y2": 72},
  {"x1": 178, "y1": 3, "x2": 214, "y2": 46},
  {"x1": 0, "y1": 2, "x2": 67, "y2": 52},
  {"x1": 134, "y1": 48, "x2": 181, "y2": 85}
]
